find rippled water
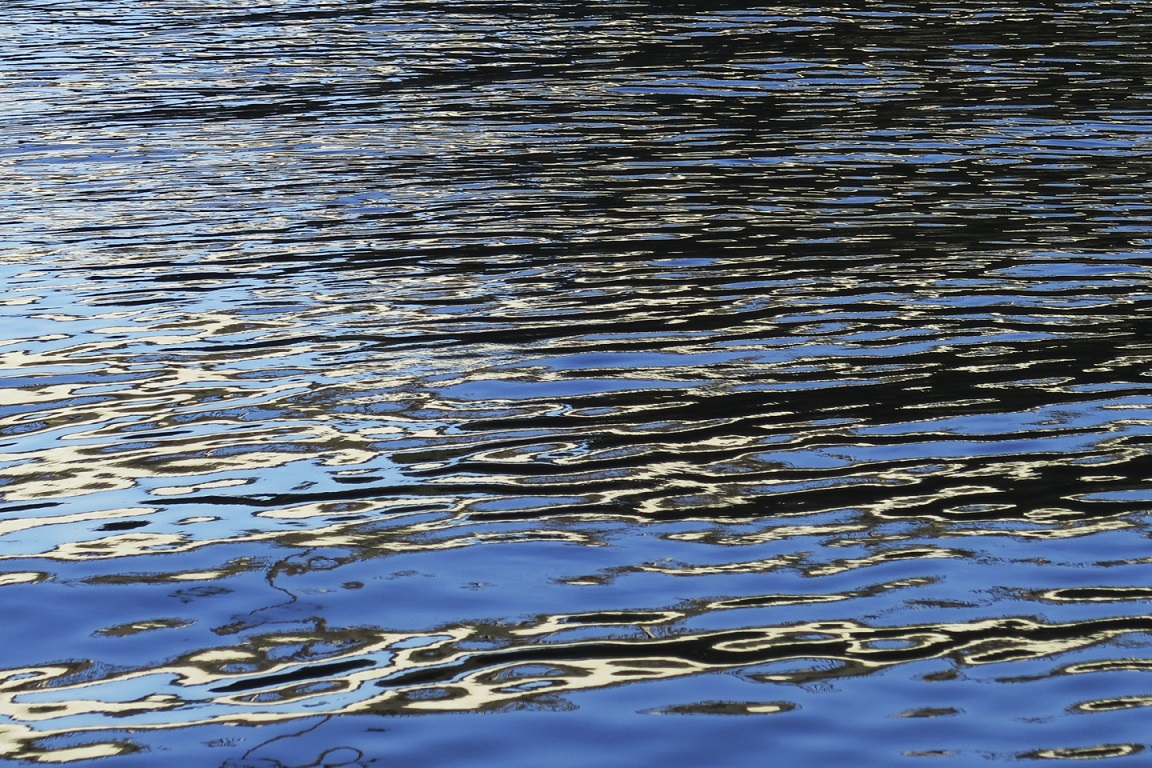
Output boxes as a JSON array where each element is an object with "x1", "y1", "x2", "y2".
[{"x1": 5, "y1": 1, "x2": 1152, "y2": 764}]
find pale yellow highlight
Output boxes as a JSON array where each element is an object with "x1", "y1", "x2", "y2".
[
  {"x1": 0, "y1": 573, "x2": 44, "y2": 587},
  {"x1": 0, "y1": 509, "x2": 149, "y2": 538},
  {"x1": 16, "y1": 742, "x2": 125, "y2": 763}
]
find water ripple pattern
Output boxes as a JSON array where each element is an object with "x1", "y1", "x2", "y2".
[{"x1": 4, "y1": 1, "x2": 1152, "y2": 765}]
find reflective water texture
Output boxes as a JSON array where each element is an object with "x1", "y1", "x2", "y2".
[{"x1": 4, "y1": 0, "x2": 1152, "y2": 764}]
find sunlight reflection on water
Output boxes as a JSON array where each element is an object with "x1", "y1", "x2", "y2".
[{"x1": 5, "y1": 0, "x2": 1152, "y2": 764}]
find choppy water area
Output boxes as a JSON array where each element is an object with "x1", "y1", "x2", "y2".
[{"x1": 4, "y1": 0, "x2": 1152, "y2": 764}]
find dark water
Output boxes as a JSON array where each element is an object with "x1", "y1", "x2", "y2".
[{"x1": 4, "y1": 1, "x2": 1152, "y2": 764}]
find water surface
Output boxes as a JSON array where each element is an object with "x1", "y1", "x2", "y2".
[{"x1": 5, "y1": 1, "x2": 1152, "y2": 764}]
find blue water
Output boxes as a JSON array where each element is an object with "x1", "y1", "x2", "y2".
[{"x1": 4, "y1": 1, "x2": 1152, "y2": 765}]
